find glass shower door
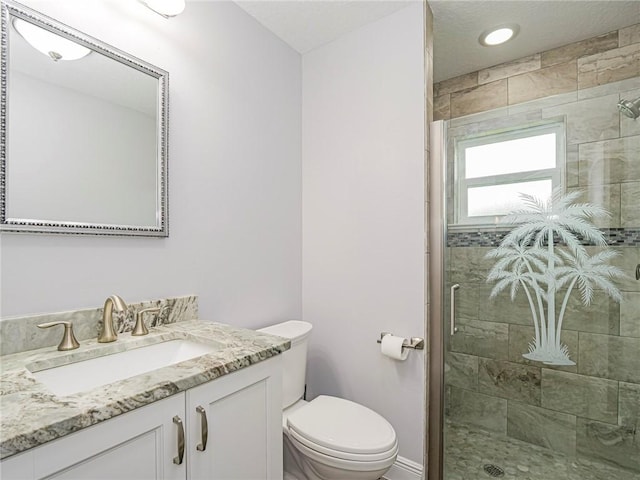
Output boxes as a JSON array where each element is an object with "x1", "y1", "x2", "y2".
[{"x1": 433, "y1": 85, "x2": 640, "y2": 480}]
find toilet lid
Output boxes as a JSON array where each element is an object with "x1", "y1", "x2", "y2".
[{"x1": 286, "y1": 396, "x2": 397, "y2": 456}]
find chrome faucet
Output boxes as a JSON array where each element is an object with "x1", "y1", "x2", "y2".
[{"x1": 98, "y1": 295, "x2": 128, "y2": 343}]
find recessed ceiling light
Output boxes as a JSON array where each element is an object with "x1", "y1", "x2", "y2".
[{"x1": 479, "y1": 24, "x2": 520, "y2": 47}]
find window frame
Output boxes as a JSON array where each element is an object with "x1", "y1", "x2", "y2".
[{"x1": 454, "y1": 121, "x2": 566, "y2": 226}]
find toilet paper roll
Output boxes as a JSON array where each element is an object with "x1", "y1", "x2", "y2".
[{"x1": 380, "y1": 334, "x2": 409, "y2": 361}]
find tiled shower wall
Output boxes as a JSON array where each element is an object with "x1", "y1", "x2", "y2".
[{"x1": 435, "y1": 25, "x2": 640, "y2": 472}]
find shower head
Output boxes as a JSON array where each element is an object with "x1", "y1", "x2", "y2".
[{"x1": 617, "y1": 97, "x2": 640, "y2": 119}]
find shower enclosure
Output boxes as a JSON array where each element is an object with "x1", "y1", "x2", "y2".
[{"x1": 428, "y1": 77, "x2": 640, "y2": 479}]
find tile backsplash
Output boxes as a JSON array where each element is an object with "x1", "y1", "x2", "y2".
[{"x1": 0, "y1": 295, "x2": 198, "y2": 356}]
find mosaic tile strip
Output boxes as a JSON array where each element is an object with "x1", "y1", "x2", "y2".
[{"x1": 448, "y1": 228, "x2": 640, "y2": 247}]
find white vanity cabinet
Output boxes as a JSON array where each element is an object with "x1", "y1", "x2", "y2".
[
  {"x1": 32, "y1": 393, "x2": 186, "y2": 480},
  {"x1": 186, "y1": 356, "x2": 283, "y2": 480},
  {"x1": 1, "y1": 356, "x2": 282, "y2": 480}
]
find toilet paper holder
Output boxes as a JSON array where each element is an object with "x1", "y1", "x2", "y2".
[{"x1": 376, "y1": 332, "x2": 424, "y2": 350}]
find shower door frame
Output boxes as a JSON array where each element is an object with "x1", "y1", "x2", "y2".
[{"x1": 426, "y1": 120, "x2": 446, "y2": 480}]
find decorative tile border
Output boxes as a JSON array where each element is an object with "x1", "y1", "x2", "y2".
[{"x1": 448, "y1": 228, "x2": 640, "y2": 247}]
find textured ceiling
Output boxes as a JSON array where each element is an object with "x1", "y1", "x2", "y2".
[
  {"x1": 430, "y1": 1, "x2": 640, "y2": 82},
  {"x1": 233, "y1": 0, "x2": 640, "y2": 83}
]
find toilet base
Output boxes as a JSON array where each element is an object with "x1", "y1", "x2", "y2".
[
  {"x1": 283, "y1": 433, "x2": 307, "y2": 480},
  {"x1": 283, "y1": 433, "x2": 393, "y2": 480}
]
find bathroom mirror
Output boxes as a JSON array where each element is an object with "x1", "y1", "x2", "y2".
[{"x1": 0, "y1": 1, "x2": 168, "y2": 236}]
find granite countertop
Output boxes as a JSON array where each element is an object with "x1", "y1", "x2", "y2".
[{"x1": 0, "y1": 320, "x2": 290, "y2": 460}]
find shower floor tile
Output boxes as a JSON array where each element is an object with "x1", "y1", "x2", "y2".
[{"x1": 444, "y1": 421, "x2": 640, "y2": 480}]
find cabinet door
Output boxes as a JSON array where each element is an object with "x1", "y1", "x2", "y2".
[
  {"x1": 0, "y1": 450, "x2": 35, "y2": 480},
  {"x1": 32, "y1": 393, "x2": 186, "y2": 480},
  {"x1": 187, "y1": 356, "x2": 283, "y2": 480}
]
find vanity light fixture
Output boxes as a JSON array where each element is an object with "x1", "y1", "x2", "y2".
[
  {"x1": 479, "y1": 24, "x2": 520, "y2": 46},
  {"x1": 12, "y1": 18, "x2": 91, "y2": 62},
  {"x1": 140, "y1": 0, "x2": 186, "y2": 18}
]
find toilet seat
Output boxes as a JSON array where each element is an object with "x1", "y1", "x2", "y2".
[
  {"x1": 287, "y1": 431, "x2": 398, "y2": 473},
  {"x1": 286, "y1": 395, "x2": 398, "y2": 463},
  {"x1": 288, "y1": 428, "x2": 398, "y2": 463}
]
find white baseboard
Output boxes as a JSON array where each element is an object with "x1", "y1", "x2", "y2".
[{"x1": 383, "y1": 456, "x2": 423, "y2": 480}]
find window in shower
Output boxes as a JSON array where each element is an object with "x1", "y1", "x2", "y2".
[{"x1": 454, "y1": 121, "x2": 565, "y2": 225}]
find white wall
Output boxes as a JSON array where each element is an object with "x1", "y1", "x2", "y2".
[
  {"x1": 302, "y1": 3, "x2": 425, "y2": 465},
  {"x1": 0, "y1": 0, "x2": 302, "y2": 327},
  {"x1": 2, "y1": 0, "x2": 426, "y2": 468}
]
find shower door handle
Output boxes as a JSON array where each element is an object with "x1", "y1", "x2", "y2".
[{"x1": 450, "y1": 284, "x2": 460, "y2": 335}]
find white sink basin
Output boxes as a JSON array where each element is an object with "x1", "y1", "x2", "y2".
[{"x1": 30, "y1": 339, "x2": 219, "y2": 396}]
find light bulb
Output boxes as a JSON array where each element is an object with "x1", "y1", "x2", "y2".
[{"x1": 479, "y1": 24, "x2": 520, "y2": 47}]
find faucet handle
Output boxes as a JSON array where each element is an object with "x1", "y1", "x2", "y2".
[
  {"x1": 132, "y1": 307, "x2": 161, "y2": 336},
  {"x1": 37, "y1": 321, "x2": 80, "y2": 351}
]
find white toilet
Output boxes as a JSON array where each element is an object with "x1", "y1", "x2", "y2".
[{"x1": 258, "y1": 321, "x2": 398, "y2": 480}]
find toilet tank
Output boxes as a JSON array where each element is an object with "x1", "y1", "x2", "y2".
[{"x1": 257, "y1": 320, "x2": 312, "y2": 409}]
